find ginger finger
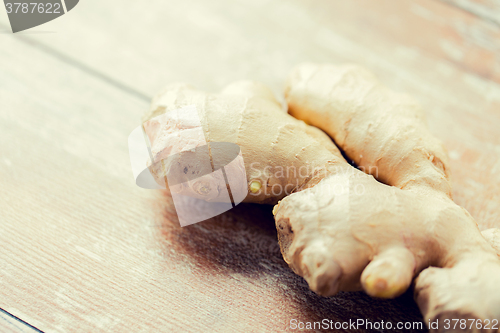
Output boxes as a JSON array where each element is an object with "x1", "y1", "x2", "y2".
[
  {"x1": 143, "y1": 81, "x2": 345, "y2": 205},
  {"x1": 285, "y1": 63, "x2": 500, "y2": 328},
  {"x1": 144, "y1": 81, "x2": 497, "y2": 309},
  {"x1": 285, "y1": 63, "x2": 451, "y2": 198},
  {"x1": 144, "y1": 82, "x2": 423, "y2": 299}
]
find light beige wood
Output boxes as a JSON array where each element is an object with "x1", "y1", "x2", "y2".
[
  {"x1": 0, "y1": 0, "x2": 499, "y2": 332},
  {"x1": 5, "y1": 0, "x2": 499, "y2": 230},
  {"x1": 0, "y1": 30, "x2": 425, "y2": 333},
  {"x1": 7, "y1": 0, "x2": 496, "y2": 231},
  {"x1": 0, "y1": 311, "x2": 40, "y2": 333},
  {"x1": 2, "y1": 0, "x2": 500, "y2": 228},
  {"x1": 440, "y1": 0, "x2": 500, "y2": 26}
]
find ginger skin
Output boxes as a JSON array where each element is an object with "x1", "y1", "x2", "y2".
[
  {"x1": 285, "y1": 63, "x2": 500, "y2": 330},
  {"x1": 143, "y1": 81, "x2": 344, "y2": 205},
  {"x1": 144, "y1": 79, "x2": 500, "y2": 331},
  {"x1": 285, "y1": 63, "x2": 452, "y2": 198}
]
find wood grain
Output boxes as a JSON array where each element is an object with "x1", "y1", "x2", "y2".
[
  {"x1": 11, "y1": 0, "x2": 496, "y2": 229},
  {"x1": 0, "y1": 0, "x2": 499, "y2": 332},
  {"x1": 2, "y1": 0, "x2": 499, "y2": 90},
  {"x1": 0, "y1": 32, "x2": 425, "y2": 332},
  {"x1": 439, "y1": 0, "x2": 500, "y2": 26},
  {"x1": 0, "y1": 310, "x2": 41, "y2": 333}
]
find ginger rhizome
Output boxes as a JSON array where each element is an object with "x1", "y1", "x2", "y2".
[
  {"x1": 143, "y1": 75, "x2": 500, "y2": 329},
  {"x1": 285, "y1": 63, "x2": 500, "y2": 327}
]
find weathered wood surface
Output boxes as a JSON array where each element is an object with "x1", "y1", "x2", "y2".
[
  {"x1": 0, "y1": 310, "x2": 41, "y2": 333},
  {"x1": 0, "y1": 0, "x2": 499, "y2": 332},
  {"x1": 440, "y1": 0, "x2": 500, "y2": 26},
  {"x1": 0, "y1": 26, "x2": 425, "y2": 333}
]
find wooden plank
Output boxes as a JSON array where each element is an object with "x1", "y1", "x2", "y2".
[
  {"x1": 0, "y1": 34, "x2": 426, "y2": 332},
  {"x1": 2, "y1": 0, "x2": 497, "y2": 229},
  {"x1": 439, "y1": 0, "x2": 500, "y2": 26},
  {"x1": 1, "y1": 0, "x2": 500, "y2": 331},
  {"x1": 305, "y1": 0, "x2": 500, "y2": 83},
  {"x1": 1, "y1": 0, "x2": 499, "y2": 87},
  {"x1": 0, "y1": 309, "x2": 42, "y2": 333}
]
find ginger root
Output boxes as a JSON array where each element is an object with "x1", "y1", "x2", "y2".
[
  {"x1": 143, "y1": 81, "x2": 342, "y2": 205},
  {"x1": 143, "y1": 76, "x2": 500, "y2": 331},
  {"x1": 285, "y1": 63, "x2": 500, "y2": 329},
  {"x1": 285, "y1": 63, "x2": 452, "y2": 198}
]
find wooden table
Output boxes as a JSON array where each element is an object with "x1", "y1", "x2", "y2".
[{"x1": 1, "y1": 0, "x2": 499, "y2": 332}]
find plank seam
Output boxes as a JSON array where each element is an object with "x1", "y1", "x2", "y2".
[
  {"x1": 0, "y1": 22, "x2": 151, "y2": 102},
  {"x1": 437, "y1": 0, "x2": 500, "y2": 27},
  {"x1": 0, "y1": 308, "x2": 45, "y2": 333}
]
